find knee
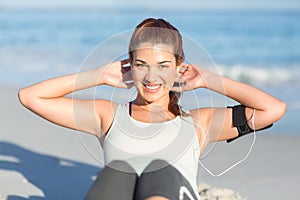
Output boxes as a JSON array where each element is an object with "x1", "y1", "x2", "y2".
[
  {"x1": 143, "y1": 159, "x2": 170, "y2": 173},
  {"x1": 105, "y1": 160, "x2": 136, "y2": 174},
  {"x1": 148, "y1": 159, "x2": 169, "y2": 166}
]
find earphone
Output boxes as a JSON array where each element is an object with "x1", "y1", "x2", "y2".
[{"x1": 196, "y1": 109, "x2": 257, "y2": 177}]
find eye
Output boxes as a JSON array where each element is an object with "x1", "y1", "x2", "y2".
[
  {"x1": 159, "y1": 65, "x2": 169, "y2": 69},
  {"x1": 135, "y1": 63, "x2": 147, "y2": 68}
]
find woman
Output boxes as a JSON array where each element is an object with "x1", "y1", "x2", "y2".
[{"x1": 18, "y1": 18, "x2": 286, "y2": 200}]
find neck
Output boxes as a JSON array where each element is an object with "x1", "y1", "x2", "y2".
[{"x1": 133, "y1": 94, "x2": 170, "y2": 112}]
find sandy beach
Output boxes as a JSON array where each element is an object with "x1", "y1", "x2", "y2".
[{"x1": 0, "y1": 86, "x2": 299, "y2": 200}]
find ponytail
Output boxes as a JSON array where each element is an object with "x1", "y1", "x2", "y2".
[{"x1": 168, "y1": 91, "x2": 188, "y2": 116}]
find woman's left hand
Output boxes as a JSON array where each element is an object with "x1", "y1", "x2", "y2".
[{"x1": 172, "y1": 63, "x2": 207, "y2": 92}]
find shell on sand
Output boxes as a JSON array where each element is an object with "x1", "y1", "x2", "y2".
[{"x1": 198, "y1": 183, "x2": 247, "y2": 200}]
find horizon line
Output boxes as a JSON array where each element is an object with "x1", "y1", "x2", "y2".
[{"x1": 1, "y1": 5, "x2": 300, "y2": 12}]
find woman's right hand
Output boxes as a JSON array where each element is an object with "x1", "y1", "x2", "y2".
[{"x1": 99, "y1": 59, "x2": 134, "y2": 88}]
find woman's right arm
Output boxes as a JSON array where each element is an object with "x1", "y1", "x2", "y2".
[{"x1": 18, "y1": 60, "x2": 131, "y2": 137}]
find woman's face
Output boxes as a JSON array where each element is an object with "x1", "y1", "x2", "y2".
[{"x1": 132, "y1": 43, "x2": 178, "y2": 104}]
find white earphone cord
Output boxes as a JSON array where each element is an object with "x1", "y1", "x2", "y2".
[{"x1": 198, "y1": 109, "x2": 256, "y2": 177}]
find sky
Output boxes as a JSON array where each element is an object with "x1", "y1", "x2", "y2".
[{"x1": 1, "y1": 0, "x2": 300, "y2": 11}]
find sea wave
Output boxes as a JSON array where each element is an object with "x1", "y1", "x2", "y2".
[
  {"x1": 217, "y1": 64, "x2": 299, "y2": 87},
  {"x1": 1, "y1": 45, "x2": 299, "y2": 89}
]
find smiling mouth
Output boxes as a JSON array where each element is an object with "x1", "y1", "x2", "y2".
[{"x1": 143, "y1": 83, "x2": 162, "y2": 92}]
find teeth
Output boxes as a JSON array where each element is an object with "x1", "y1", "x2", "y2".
[{"x1": 146, "y1": 85, "x2": 160, "y2": 90}]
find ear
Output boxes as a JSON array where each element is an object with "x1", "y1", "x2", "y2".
[
  {"x1": 176, "y1": 65, "x2": 181, "y2": 73},
  {"x1": 176, "y1": 57, "x2": 184, "y2": 72}
]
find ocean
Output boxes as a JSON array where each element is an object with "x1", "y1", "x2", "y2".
[{"x1": 0, "y1": 8, "x2": 299, "y2": 135}]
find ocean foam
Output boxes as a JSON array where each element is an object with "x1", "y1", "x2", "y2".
[{"x1": 217, "y1": 64, "x2": 299, "y2": 87}]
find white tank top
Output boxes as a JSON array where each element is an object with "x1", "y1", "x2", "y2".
[{"x1": 103, "y1": 104, "x2": 201, "y2": 198}]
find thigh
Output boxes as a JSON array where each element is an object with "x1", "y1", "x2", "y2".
[
  {"x1": 85, "y1": 160, "x2": 137, "y2": 200},
  {"x1": 134, "y1": 159, "x2": 198, "y2": 200}
]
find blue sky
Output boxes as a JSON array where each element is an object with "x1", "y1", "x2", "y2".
[{"x1": 1, "y1": 0, "x2": 300, "y2": 10}]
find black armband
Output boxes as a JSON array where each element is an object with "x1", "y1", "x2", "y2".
[{"x1": 226, "y1": 105, "x2": 273, "y2": 143}]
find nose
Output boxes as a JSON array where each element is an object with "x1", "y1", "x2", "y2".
[{"x1": 146, "y1": 66, "x2": 159, "y2": 82}]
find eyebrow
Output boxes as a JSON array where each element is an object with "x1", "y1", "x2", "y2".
[{"x1": 135, "y1": 59, "x2": 171, "y2": 64}]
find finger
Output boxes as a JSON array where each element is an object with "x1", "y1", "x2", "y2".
[
  {"x1": 180, "y1": 65, "x2": 189, "y2": 72},
  {"x1": 179, "y1": 63, "x2": 188, "y2": 73},
  {"x1": 121, "y1": 58, "x2": 130, "y2": 67},
  {"x1": 177, "y1": 68, "x2": 186, "y2": 77},
  {"x1": 178, "y1": 64, "x2": 189, "y2": 75}
]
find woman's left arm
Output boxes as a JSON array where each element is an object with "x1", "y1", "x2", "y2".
[{"x1": 176, "y1": 64, "x2": 286, "y2": 144}]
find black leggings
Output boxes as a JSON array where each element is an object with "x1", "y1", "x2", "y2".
[{"x1": 84, "y1": 159, "x2": 198, "y2": 200}]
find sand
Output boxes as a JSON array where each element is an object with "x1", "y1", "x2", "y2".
[{"x1": 0, "y1": 86, "x2": 299, "y2": 200}]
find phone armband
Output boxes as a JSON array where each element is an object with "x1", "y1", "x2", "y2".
[{"x1": 227, "y1": 105, "x2": 273, "y2": 143}]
